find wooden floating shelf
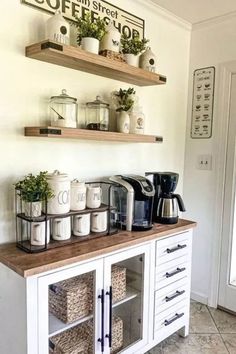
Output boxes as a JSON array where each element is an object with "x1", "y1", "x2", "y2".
[
  {"x1": 25, "y1": 40, "x2": 167, "y2": 87},
  {"x1": 24, "y1": 126, "x2": 163, "y2": 143}
]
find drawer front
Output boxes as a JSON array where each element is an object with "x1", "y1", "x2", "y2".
[
  {"x1": 155, "y1": 277, "x2": 190, "y2": 315},
  {"x1": 154, "y1": 300, "x2": 188, "y2": 333},
  {"x1": 155, "y1": 256, "x2": 190, "y2": 290},
  {"x1": 156, "y1": 232, "x2": 191, "y2": 266}
]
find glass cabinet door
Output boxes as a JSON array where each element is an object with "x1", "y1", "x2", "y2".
[
  {"x1": 104, "y1": 244, "x2": 150, "y2": 354},
  {"x1": 38, "y1": 259, "x2": 104, "y2": 354}
]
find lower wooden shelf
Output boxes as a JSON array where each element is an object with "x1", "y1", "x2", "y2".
[{"x1": 24, "y1": 126, "x2": 163, "y2": 143}]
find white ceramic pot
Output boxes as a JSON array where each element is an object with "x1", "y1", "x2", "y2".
[
  {"x1": 70, "y1": 180, "x2": 86, "y2": 211},
  {"x1": 52, "y1": 216, "x2": 71, "y2": 241},
  {"x1": 91, "y1": 211, "x2": 107, "y2": 233},
  {"x1": 73, "y1": 213, "x2": 90, "y2": 237},
  {"x1": 81, "y1": 37, "x2": 99, "y2": 54},
  {"x1": 86, "y1": 185, "x2": 102, "y2": 209},
  {"x1": 124, "y1": 54, "x2": 139, "y2": 67},
  {"x1": 117, "y1": 111, "x2": 130, "y2": 133},
  {"x1": 30, "y1": 220, "x2": 50, "y2": 246},
  {"x1": 46, "y1": 170, "x2": 70, "y2": 215},
  {"x1": 24, "y1": 201, "x2": 42, "y2": 217}
]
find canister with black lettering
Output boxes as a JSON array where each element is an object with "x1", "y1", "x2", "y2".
[{"x1": 46, "y1": 170, "x2": 70, "y2": 214}]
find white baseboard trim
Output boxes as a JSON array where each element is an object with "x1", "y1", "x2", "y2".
[{"x1": 190, "y1": 291, "x2": 208, "y2": 305}]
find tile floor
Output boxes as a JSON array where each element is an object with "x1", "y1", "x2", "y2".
[{"x1": 146, "y1": 301, "x2": 236, "y2": 353}]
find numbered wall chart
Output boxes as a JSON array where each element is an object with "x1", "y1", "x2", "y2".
[{"x1": 191, "y1": 67, "x2": 215, "y2": 138}]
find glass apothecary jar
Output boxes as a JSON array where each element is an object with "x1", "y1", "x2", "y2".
[
  {"x1": 50, "y1": 89, "x2": 77, "y2": 128},
  {"x1": 86, "y1": 96, "x2": 109, "y2": 131}
]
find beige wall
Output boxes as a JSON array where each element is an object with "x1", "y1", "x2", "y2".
[{"x1": 0, "y1": 0, "x2": 190, "y2": 243}]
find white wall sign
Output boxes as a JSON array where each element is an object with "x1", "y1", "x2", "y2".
[
  {"x1": 191, "y1": 66, "x2": 215, "y2": 139},
  {"x1": 21, "y1": 0, "x2": 145, "y2": 38}
]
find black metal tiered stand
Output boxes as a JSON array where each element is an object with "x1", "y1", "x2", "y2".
[{"x1": 15, "y1": 181, "x2": 118, "y2": 253}]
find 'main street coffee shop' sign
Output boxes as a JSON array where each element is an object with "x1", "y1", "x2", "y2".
[{"x1": 21, "y1": 0, "x2": 145, "y2": 38}]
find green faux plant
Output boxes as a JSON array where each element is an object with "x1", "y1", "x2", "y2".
[
  {"x1": 72, "y1": 13, "x2": 107, "y2": 45},
  {"x1": 15, "y1": 171, "x2": 54, "y2": 203},
  {"x1": 121, "y1": 34, "x2": 149, "y2": 55},
  {"x1": 112, "y1": 87, "x2": 136, "y2": 112}
]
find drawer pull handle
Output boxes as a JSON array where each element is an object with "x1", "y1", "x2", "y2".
[
  {"x1": 164, "y1": 312, "x2": 184, "y2": 326},
  {"x1": 165, "y1": 290, "x2": 185, "y2": 302},
  {"x1": 166, "y1": 267, "x2": 186, "y2": 278},
  {"x1": 166, "y1": 244, "x2": 187, "y2": 253}
]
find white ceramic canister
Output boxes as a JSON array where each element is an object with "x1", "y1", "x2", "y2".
[
  {"x1": 86, "y1": 185, "x2": 102, "y2": 209},
  {"x1": 70, "y1": 180, "x2": 86, "y2": 211},
  {"x1": 30, "y1": 220, "x2": 50, "y2": 246},
  {"x1": 52, "y1": 216, "x2": 71, "y2": 241},
  {"x1": 46, "y1": 170, "x2": 70, "y2": 214}
]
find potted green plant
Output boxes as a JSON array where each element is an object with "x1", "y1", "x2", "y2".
[
  {"x1": 121, "y1": 34, "x2": 149, "y2": 67},
  {"x1": 72, "y1": 13, "x2": 106, "y2": 54},
  {"x1": 15, "y1": 171, "x2": 54, "y2": 217},
  {"x1": 111, "y1": 87, "x2": 136, "y2": 133}
]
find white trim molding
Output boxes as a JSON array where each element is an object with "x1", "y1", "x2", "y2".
[
  {"x1": 208, "y1": 61, "x2": 236, "y2": 308},
  {"x1": 191, "y1": 291, "x2": 208, "y2": 305}
]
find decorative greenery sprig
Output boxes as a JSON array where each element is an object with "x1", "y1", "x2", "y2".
[
  {"x1": 72, "y1": 13, "x2": 106, "y2": 45},
  {"x1": 112, "y1": 88, "x2": 136, "y2": 112},
  {"x1": 121, "y1": 34, "x2": 149, "y2": 55},
  {"x1": 15, "y1": 171, "x2": 54, "y2": 202}
]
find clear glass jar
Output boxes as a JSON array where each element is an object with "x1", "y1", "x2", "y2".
[
  {"x1": 85, "y1": 96, "x2": 109, "y2": 131},
  {"x1": 50, "y1": 89, "x2": 77, "y2": 128}
]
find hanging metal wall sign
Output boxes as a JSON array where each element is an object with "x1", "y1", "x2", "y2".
[
  {"x1": 21, "y1": 0, "x2": 145, "y2": 38},
  {"x1": 191, "y1": 66, "x2": 215, "y2": 139}
]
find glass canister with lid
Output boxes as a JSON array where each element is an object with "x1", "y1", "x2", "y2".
[
  {"x1": 85, "y1": 96, "x2": 109, "y2": 131},
  {"x1": 50, "y1": 89, "x2": 78, "y2": 128}
]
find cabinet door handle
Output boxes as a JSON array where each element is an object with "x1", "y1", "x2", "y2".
[
  {"x1": 98, "y1": 289, "x2": 105, "y2": 352},
  {"x1": 105, "y1": 286, "x2": 113, "y2": 348},
  {"x1": 166, "y1": 244, "x2": 187, "y2": 253},
  {"x1": 164, "y1": 312, "x2": 184, "y2": 326},
  {"x1": 165, "y1": 267, "x2": 186, "y2": 278},
  {"x1": 165, "y1": 290, "x2": 185, "y2": 302}
]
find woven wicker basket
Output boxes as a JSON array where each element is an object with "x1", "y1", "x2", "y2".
[
  {"x1": 112, "y1": 265, "x2": 126, "y2": 303},
  {"x1": 49, "y1": 273, "x2": 93, "y2": 324},
  {"x1": 49, "y1": 325, "x2": 89, "y2": 354}
]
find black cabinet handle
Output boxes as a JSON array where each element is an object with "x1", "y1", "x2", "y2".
[
  {"x1": 98, "y1": 289, "x2": 105, "y2": 352},
  {"x1": 164, "y1": 312, "x2": 184, "y2": 326},
  {"x1": 166, "y1": 267, "x2": 186, "y2": 278},
  {"x1": 105, "y1": 286, "x2": 113, "y2": 348},
  {"x1": 166, "y1": 244, "x2": 187, "y2": 254},
  {"x1": 165, "y1": 290, "x2": 185, "y2": 302}
]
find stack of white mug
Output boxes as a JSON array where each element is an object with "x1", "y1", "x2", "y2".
[{"x1": 30, "y1": 170, "x2": 108, "y2": 246}]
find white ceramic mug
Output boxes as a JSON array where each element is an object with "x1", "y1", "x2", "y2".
[
  {"x1": 73, "y1": 213, "x2": 90, "y2": 237},
  {"x1": 52, "y1": 216, "x2": 71, "y2": 241},
  {"x1": 30, "y1": 220, "x2": 50, "y2": 246},
  {"x1": 91, "y1": 211, "x2": 107, "y2": 233},
  {"x1": 86, "y1": 185, "x2": 102, "y2": 209},
  {"x1": 70, "y1": 180, "x2": 86, "y2": 211}
]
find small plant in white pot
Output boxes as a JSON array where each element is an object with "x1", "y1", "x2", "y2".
[
  {"x1": 72, "y1": 13, "x2": 106, "y2": 54},
  {"x1": 15, "y1": 171, "x2": 54, "y2": 217},
  {"x1": 111, "y1": 87, "x2": 136, "y2": 133},
  {"x1": 121, "y1": 34, "x2": 149, "y2": 67}
]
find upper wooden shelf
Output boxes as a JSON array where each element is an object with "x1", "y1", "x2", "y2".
[
  {"x1": 25, "y1": 40, "x2": 167, "y2": 87},
  {"x1": 24, "y1": 126, "x2": 163, "y2": 143}
]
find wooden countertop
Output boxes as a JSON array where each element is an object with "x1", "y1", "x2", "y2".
[{"x1": 0, "y1": 219, "x2": 196, "y2": 278}]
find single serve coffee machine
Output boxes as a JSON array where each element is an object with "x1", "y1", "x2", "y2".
[
  {"x1": 145, "y1": 172, "x2": 186, "y2": 224},
  {"x1": 109, "y1": 175, "x2": 155, "y2": 231}
]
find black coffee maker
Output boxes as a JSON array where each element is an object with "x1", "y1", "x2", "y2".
[{"x1": 145, "y1": 172, "x2": 186, "y2": 224}]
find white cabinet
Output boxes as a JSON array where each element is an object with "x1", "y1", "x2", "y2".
[
  {"x1": 0, "y1": 227, "x2": 193, "y2": 354},
  {"x1": 37, "y1": 244, "x2": 150, "y2": 354}
]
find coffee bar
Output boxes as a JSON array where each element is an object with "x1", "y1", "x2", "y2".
[{"x1": 0, "y1": 1, "x2": 201, "y2": 354}]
